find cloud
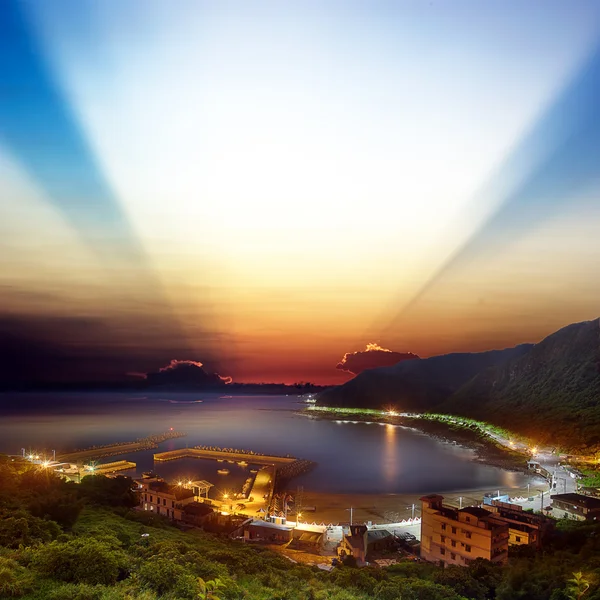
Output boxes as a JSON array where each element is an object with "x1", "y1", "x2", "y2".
[
  {"x1": 145, "y1": 359, "x2": 233, "y2": 387},
  {"x1": 336, "y1": 343, "x2": 419, "y2": 375}
]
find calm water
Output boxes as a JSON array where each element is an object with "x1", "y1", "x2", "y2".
[{"x1": 0, "y1": 393, "x2": 532, "y2": 496}]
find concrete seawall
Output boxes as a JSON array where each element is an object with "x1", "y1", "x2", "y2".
[{"x1": 153, "y1": 447, "x2": 297, "y2": 465}]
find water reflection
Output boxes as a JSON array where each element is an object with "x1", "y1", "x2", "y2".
[{"x1": 382, "y1": 424, "x2": 398, "y2": 484}]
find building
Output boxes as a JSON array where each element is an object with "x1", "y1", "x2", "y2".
[
  {"x1": 181, "y1": 502, "x2": 215, "y2": 527},
  {"x1": 138, "y1": 478, "x2": 198, "y2": 520},
  {"x1": 337, "y1": 525, "x2": 394, "y2": 565},
  {"x1": 234, "y1": 519, "x2": 293, "y2": 544},
  {"x1": 550, "y1": 493, "x2": 600, "y2": 521},
  {"x1": 482, "y1": 500, "x2": 552, "y2": 548},
  {"x1": 289, "y1": 526, "x2": 325, "y2": 551},
  {"x1": 420, "y1": 495, "x2": 509, "y2": 567}
]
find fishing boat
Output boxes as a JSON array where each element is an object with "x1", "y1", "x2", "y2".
[{"x1": 217, "y1": 469, "x2": 230, "y2": 475}]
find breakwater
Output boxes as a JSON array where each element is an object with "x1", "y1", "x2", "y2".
[
  {"x1": 153, "y1": 446, "x2": 297, "y2": 465},
  {"x1": 57, "y1": 431, "x2": 186, "y2": 462},
  {"x1": 93, "y1": 460, "x2": 137, "y2": 475}
]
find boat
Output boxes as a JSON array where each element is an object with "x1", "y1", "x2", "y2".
[
  {"x1": 250, "y1": 469, "x2": 258, "y2": 473},
  {"x1": 217, "y1": 469, "x2": 230, "y2": 475},
  {"x1": 217, "y1": 459, "x2": 224, "y2": 462},
  {"x1": 238, "y1": 461, "x2": 248, "y2": 467}
]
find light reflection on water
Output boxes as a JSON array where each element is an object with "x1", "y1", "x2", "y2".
[{"x1": 0, "y1": 392, "x2": 537, "y2": 495}]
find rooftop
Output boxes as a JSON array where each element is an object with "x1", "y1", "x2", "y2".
[
  {"x1": 551, "y1": 493, "x2": 600, "y2": 510},
  {"x1": 460, "y1": 506, "x2": 493, "y2": 519}
]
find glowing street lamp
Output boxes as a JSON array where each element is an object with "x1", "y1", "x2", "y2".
[{"x1": 297, "y1": 512, "x2": 302, "y2": 523}]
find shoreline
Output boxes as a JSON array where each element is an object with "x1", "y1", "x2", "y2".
[
  {"x1": 287, "y1": 482, "x2": 547, "y2": 526},
  {"x1": 297, "y1": 407, "x2": 531, "y2": 473},
  {"x1": 286, "y1": 407, "x2": 543, "y2": 524}
]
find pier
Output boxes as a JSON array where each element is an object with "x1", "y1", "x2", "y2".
[
  {"x1": 92, "y1": 460, "x2": 137, "y2": 475},
  {"x1": 154, "y1": 447, "x2": 297, "y2": 465},
  {"x1": 56, "y1": 431, "x2": 186, "y2": 462}
]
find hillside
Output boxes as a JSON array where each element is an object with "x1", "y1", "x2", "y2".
[
  {"x1": 316, "y1": 345, "x2": 533, "y2": 411},
  {"x1": 1, "y1": 459, "x2": 599, "y2": 600},
  {"x1": 443, "y1": 319, "x2": 600, "y2": 450}
]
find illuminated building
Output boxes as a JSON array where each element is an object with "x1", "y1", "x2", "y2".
[{"x1": 420, "y1": 495, "x2": 509, "y2": 566}]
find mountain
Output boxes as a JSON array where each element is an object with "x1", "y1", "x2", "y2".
[
  {"x1": 443, "y1": 318, "x2": 600, "y2": 450},
  {"x1": 316, "y1": 344, "x2": 533, "y2": 411}
]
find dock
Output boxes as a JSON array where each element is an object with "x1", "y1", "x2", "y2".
[
  {"x1": 93, "y1": 460, "x2": 137, "y2": 475},
  {"x1": 154, "y1": 447, "x2": 297, "y2": 465}
]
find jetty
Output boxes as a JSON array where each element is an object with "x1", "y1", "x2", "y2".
[
  {"x1": 154, "y1": 447, "x2": 297, "y2": 465},
  {"x1": 56, "y1": 431, "x2": 186, "y2": 462},
  {"x1": 92, "y1": 460, "x2": 136, "y2": 475}
]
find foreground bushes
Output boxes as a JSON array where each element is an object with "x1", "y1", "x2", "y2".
[{"x1": 1, "y1": 462, "x2": 600, "y2": 599}]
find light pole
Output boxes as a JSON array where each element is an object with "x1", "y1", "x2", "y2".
[{"x1": 459, "y1": 497, "x2": 463, "y2": 509}]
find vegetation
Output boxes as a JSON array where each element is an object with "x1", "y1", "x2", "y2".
[
  {"x1": 316, "y1": 319, "x2": 600, "y2": 453},
  {"x1": 1, "y1": 454, "x2": 600, "y2": 599}
]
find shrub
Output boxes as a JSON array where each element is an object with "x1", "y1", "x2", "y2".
[{"x1": 31, "y1": 538, "x2": 126, "y2": 585}]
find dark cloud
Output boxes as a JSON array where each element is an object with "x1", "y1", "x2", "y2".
[
  {"x1": 145, "y1": 360, "x2": 232, "y2": 387},
  {"x1": 0, "y1": 313, "x2": 220, "y2": 391},
  {"x1": 336, "y1": 343, "x2": 419, "y2": 375}
]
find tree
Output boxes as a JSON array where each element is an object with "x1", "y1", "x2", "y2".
[
  {"x1": 197, "y1": 577, "x2": 226, "y2": 600},
  {"x1": 566, "y1": 572, "x2": 591, "y2": 600}
]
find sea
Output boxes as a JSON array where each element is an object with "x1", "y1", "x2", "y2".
[{"x1": 0, "y1": 392, "x2": 534, "y2": 498}]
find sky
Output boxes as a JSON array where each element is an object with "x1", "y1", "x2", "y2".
[{"x1": 1, "y1": 0, "x2": 599, "y2": 386}]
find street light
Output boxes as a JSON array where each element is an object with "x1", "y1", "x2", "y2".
[{"x1": 297, "y1": 512, "x2": 302, "y2": 523}]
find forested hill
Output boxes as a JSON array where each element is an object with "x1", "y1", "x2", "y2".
[
  {"x1": 316, "y1": 345, "x2": 533, "y2": 411},
  {"x1": 443, "y1": 318, "x2": 600, "y2": 451}
]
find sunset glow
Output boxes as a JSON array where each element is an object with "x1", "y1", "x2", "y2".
[{"x1": 1, "y1": 0, "x2": 599, "y2": 385}]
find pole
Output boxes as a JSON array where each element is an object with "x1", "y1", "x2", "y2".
[
  {"x1": 350, "y1": 507, "x2": 353, "y2": 527},
  {"x1": 412, "y1": 504, "x2": 415, "y2": 519},
  {"x1": 459, "y1": 497, "x2": 463, "y2": 509}
]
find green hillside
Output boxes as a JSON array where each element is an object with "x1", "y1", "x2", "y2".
[
  {"x1": 443, "y1": 319, "x2": 600, "y2": 451},
  {"x1": 2, "y1": 459, "x2": 600, "y2": 599}
]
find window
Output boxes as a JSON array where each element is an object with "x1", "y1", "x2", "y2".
[
  {"x1": 450, "y1": 553, "x2": 456, "y2": 560},
  {"x1": 465, "y1": 516, "x2": 470, "y2": 522},
  {"x1": 441, "y1": 535, "x2": 446, "y2": 543},
  {"x1": 150, "y1": 495, "x2": 153, "y2": 502},
  {"x1": 172, "y1": 501, "x2": 175, "y2": 508},
  {"x1": 516, "y1": 536, "x2": 521, "y2": 542},
  {"x1": 451, "y1": 527, "x2": 457, "y2": 534},
  {"x1": 440, "y1": 548, "x2": 445, "y2": 555},
  {"x1": 451, "y1": 540, "x2": 456, "y2": 547},
  {"x1": 144, "y1": 494, "x2": 147, "y2": 501},
  {"x1": 163, "y1": 498, "x2": 166, "y2": 506},
  {"x1": 441, "y1": 523, "x2": 446, "y2": 531},
  {"x1": 465, "y1": 545, "x2": 471, "y2": 552},
  {"x1": 465, "y1": 531, "x2": 472, "y2": 539}
]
